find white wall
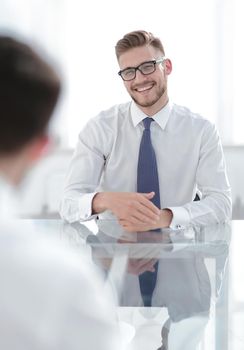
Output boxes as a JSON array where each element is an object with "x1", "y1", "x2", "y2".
[{"x1": 1, "y1": 0, "x2": 244, "y2": 147}]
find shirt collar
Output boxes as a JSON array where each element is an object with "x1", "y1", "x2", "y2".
[{"x1": 130, "y1": 100, "x2": 172, "y2": 130}]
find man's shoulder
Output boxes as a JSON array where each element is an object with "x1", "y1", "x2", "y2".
[
  {"x1": 172, "y1": 103, "x2": 206, "y2": 120},
  {"x1": 171, "y1": 103, "x2": 214, "y2": 128},
  {"x1": 93, "y1": 101, "x2": 131, "y2": 122},
  {"x1": 83, "y1": 101, "x2": 131, "y2": 134}
]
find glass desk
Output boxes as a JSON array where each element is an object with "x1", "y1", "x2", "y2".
[{"x1": 29, "y1": 219, "x2": 244, "y2": 350}]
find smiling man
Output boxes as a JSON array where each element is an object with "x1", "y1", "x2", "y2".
[{"x1": 60, "y1": 30, "x2": 231, "y2": 231}]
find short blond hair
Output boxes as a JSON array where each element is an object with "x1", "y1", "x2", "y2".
[{"x1": 115, "y1": 30, "x2": 165, "y2": 59}]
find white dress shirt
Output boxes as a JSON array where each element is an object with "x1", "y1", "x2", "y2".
[
  {"x1": 60, "y1": 101, "x2": 231, "y2": 228},
  {"x1": 0, "y1": 178, "x2": 124, "y2": 350}
]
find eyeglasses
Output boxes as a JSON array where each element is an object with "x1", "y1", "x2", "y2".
[{"x1": 118, "y1": 57, "x2": 165, "y2": 81}]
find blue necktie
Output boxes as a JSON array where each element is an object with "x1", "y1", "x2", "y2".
[{"x1": 137, "y1": 117, "x2": 160, "y2": 307}]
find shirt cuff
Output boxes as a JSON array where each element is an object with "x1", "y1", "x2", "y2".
[
  {"x1": 78, "y1": 192, "x2": 98, "y2": 221},
  {"x1": 167, "y1": 206, "x2": 190, "y2": 229}
]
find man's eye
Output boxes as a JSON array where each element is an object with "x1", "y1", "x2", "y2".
[
  {"x1": 141, "y1": 63, "x2": 154, "y2": 72},
  {"x1": 123, "y1": 69, "x2": 134, "y2": 77}
]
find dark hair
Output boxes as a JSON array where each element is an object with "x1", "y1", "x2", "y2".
[
  {"x1": 115, "y1": 30, "x2": 165, "y2": 59},
  {"x1": 0, "y1": 36, "x2": 61, "y2": 154}
]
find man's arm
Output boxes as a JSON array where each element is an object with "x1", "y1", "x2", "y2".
[
  {"x1": 179, "y1": 123, "x2": 232, "y2": 226},
  {"x1": 59, "y1": 122, "x2": 106, "y2": 223},
  {"x1": 169, "y1": 123, "x2": 232, "y2": 229}
]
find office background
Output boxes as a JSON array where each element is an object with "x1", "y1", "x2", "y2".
[{"x1": 1, "y1": 0, "x2": 244, "y2": 217}]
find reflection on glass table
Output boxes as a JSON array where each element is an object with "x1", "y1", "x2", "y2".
[{"x1": 58, "y1": 219, "x2": 231, "y2": 350}]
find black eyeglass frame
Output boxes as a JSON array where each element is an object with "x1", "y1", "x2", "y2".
[{"x1": 118, "y1": 57, "x2": 166, "y2": 81}]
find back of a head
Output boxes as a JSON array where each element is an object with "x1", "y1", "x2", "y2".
[
  {"x1": 115, "y1": 30, "x2": 165, "y2": 60},
  {"x1": 0, "y1": 36, "x2": 61, "y2": 155}
]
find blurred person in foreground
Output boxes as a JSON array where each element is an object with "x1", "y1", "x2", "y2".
[
  {"x1": 60, "y1": 30, "x2": 231, "y2": 230},
  {"x1": 0, "y1": 35, "x2": 124, "y2": 350}
]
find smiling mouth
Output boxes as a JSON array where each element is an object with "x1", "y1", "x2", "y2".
[{"x1": 134, "y1": 83, "x2": 154, "y2": 92}]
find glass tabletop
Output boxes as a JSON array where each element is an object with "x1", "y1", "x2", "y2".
[{"x1": 27, "y1": 219, "x2": 244, "y2": 350}]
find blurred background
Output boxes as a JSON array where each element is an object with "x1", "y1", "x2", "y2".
[{"x1": 1, "y1": 0, "x2": 244, "y2": 218}]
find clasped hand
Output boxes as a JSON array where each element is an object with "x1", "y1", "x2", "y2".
[{"x1": 93, "y1": 191, "x2": 172, "y2": 232}]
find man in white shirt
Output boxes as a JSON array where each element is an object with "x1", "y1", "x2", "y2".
[
  {"x1": 60, "y1": 30, "x2": 231, "y2": 231},
  {"x1": 0, "y1": 35, "x2": 123, "y2": 350}
]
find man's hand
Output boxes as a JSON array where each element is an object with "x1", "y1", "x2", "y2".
[
  {"x1": 119, "y1": 209, "x2": 173, "y2": 232},
  {"x1": 92, "y1": 191, "x2": 161, "y2": 225}
]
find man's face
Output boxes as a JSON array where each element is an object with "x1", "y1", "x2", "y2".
[{"x1": 118, "y1": 45, "x2": 172, "y2": 116}]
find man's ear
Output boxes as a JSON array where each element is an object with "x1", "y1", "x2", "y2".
[
  {"x1": 164, "y1": 58, "x2": 172, "y2": 75},
  {"x1": 27, "y1": 135, "x2": 51, "y2": 162}
]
